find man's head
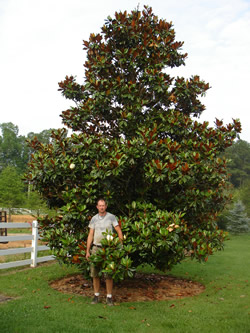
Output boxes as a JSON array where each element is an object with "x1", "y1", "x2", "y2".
[{"x1": 96, "y1": 198, "x2": 107, "y2": 215}]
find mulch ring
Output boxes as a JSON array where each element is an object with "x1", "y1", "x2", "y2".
[{"x1": 50, "y1": 273, "x2": 205, "y2": 303}]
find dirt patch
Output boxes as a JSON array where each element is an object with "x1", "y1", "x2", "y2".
[
  {"x1": 0, "y1": 294, "x2": 14, "y2": 303},
  {"x1": 0, "y1": 236, "x2": 32, "y2": 250},
  {"x1": 50, "y1": 273, "x2": 205, "y2": 303},
  {"x1": 10, "y1": 215, "x2": 35, "y2": 223}
]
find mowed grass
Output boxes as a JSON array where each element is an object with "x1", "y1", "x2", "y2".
[
  {"x1": 0, "y1": 234, "x2": 250, "y2": 333},
  {"x1": 0, "y1": 250, "x2": 53, "y2": 264}
]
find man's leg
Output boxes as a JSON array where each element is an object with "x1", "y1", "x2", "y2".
[
  {"x1": 106, "y1": 278, "x2": 113, "y2": 294},
  {"x1": 105, "y1": 278, "x2": 114, "y2": 306},
  {"x1": 90, "y1": 248, "x2": 101, "y2": 304},
  {"x1": 93, "y1": 277, "x2": 100, "y2": 294},
  {"x1": 91, "y1": 276, "x2": 100, "y2": 304}
]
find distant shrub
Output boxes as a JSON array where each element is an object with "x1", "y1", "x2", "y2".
[{"x1": 226, "y1": 200, "x2": 250, "y2": 234}]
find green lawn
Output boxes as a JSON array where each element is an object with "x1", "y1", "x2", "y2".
[
  {"x1": 0, "y1": 250, "x2": 52, "y2": 264},
  {"x1": 0, "y1": 234, "x2": 250, "y2": 333}
]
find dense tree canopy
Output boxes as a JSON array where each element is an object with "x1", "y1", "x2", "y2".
[
  {"x1": 0, "y1": 123, "x2": 28, "y2": 173},
  {"x1": 0, "y1": 122, "x2": 55, "y2": 174},
  {"x1": 223, "y1": 140, "x2": 250, "y2": 188},
  {"x1": 0, "y1": 166, "x2": 25, "y2": 220},
  {"x1": 26, "y1": 7, "x2": 241, "y2": 280},
  {"x1": 0, "y1": 123, "x2": 55, "y2": 216}
]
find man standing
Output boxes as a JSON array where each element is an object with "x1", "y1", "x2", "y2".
[{"x1": 86, "y1": 198, "x2": 123, "y2": 306}]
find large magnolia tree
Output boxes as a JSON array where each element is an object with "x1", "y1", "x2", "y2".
[{"x1": 26, "y1": 7, "x2": 241, "y2": 280}]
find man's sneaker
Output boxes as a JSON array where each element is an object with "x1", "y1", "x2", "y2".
[
  {"x1": 91, "y1": 295, "x2": 99, "y2": 304},
  {"x1": 106, "y1": 296, "x2": 114, "y2": 306}
]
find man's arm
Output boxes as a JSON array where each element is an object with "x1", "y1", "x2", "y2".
[
  {"x1": 86, "y1": 228, "x2": 94, "y2": 260},
  {"x1": 114, "y1": 225, "x2": 123, "y2": 242}
]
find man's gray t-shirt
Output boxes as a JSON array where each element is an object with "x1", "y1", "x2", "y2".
[{"x1": 88, "y1": 212, "x2": 118, "y2": 246}]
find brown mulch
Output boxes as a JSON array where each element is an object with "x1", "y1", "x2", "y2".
[{"x1": 50, "y1": 273, "x2": 205, "y2": 303}]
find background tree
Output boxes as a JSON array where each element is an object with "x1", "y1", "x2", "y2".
[
  {"x1": 216, "y1": 140, "x2": 250, "y2": 229},
  {"x1": 26, "y1": 7, "x2": 241, "y2": 280},
  {"x1": 223, "y1": 140, "x2": 250, "y2": 188},
  {"x1": 0, "y1": 124, "x2": 56, "y2": 218},
  {"x1": 27, "y1": 129, "x2": 55, "y2": 146},
  {"x1": 225, "y1": 200, "x2": 250, "y2": 234},
  {"x1": 25, "y1": 187, "x2": 50, "y2": 217},
  {"x1": 232, "y1": 179, "x2": 250, "y2": 217},
  {"x1": 0, "y1": 123, "x2": 55, "y2": 174},
  {"x1": 0, "y1": 122, "x2": 28, "y2": 173},
  {"x1": 0, "y1": 166, "x2": 25, "y2": 221}
]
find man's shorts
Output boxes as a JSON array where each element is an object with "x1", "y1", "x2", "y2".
[{"x1": 90, "y1": 245, "x2": 112, "y2": 280}]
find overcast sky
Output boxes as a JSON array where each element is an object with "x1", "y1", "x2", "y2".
[{"x1": 1, "y1": 0, "x2": 249, "y2": 141}]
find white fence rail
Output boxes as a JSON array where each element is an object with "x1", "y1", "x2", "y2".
[{"x1": 0, "y1": 221, "x2": 55, "y2": 269}]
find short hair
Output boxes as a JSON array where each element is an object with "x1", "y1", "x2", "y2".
[{"x1": 96, "y1": 198, "x2": 107, "y2": 205}]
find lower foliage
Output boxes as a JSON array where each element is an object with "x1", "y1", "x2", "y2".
[{"x1": 39, "y1": 202, "x2": 227, "y2": 281}]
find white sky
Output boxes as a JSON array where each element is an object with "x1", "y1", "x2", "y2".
[{"x1": 0, "y1": 0, "x2": 250, "y2": 141}]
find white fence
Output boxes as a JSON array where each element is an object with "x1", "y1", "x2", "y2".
[
  {"x1": 0, "y1": 207, "x2": 44, "y2": 215},
  {"x1": 0, "y1": 221, "x2": 55, "y2": 270}
]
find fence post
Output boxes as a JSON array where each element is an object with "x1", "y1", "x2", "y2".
[{"x1": 31, "y1": 220, "x2": 38, "y2": 267}]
